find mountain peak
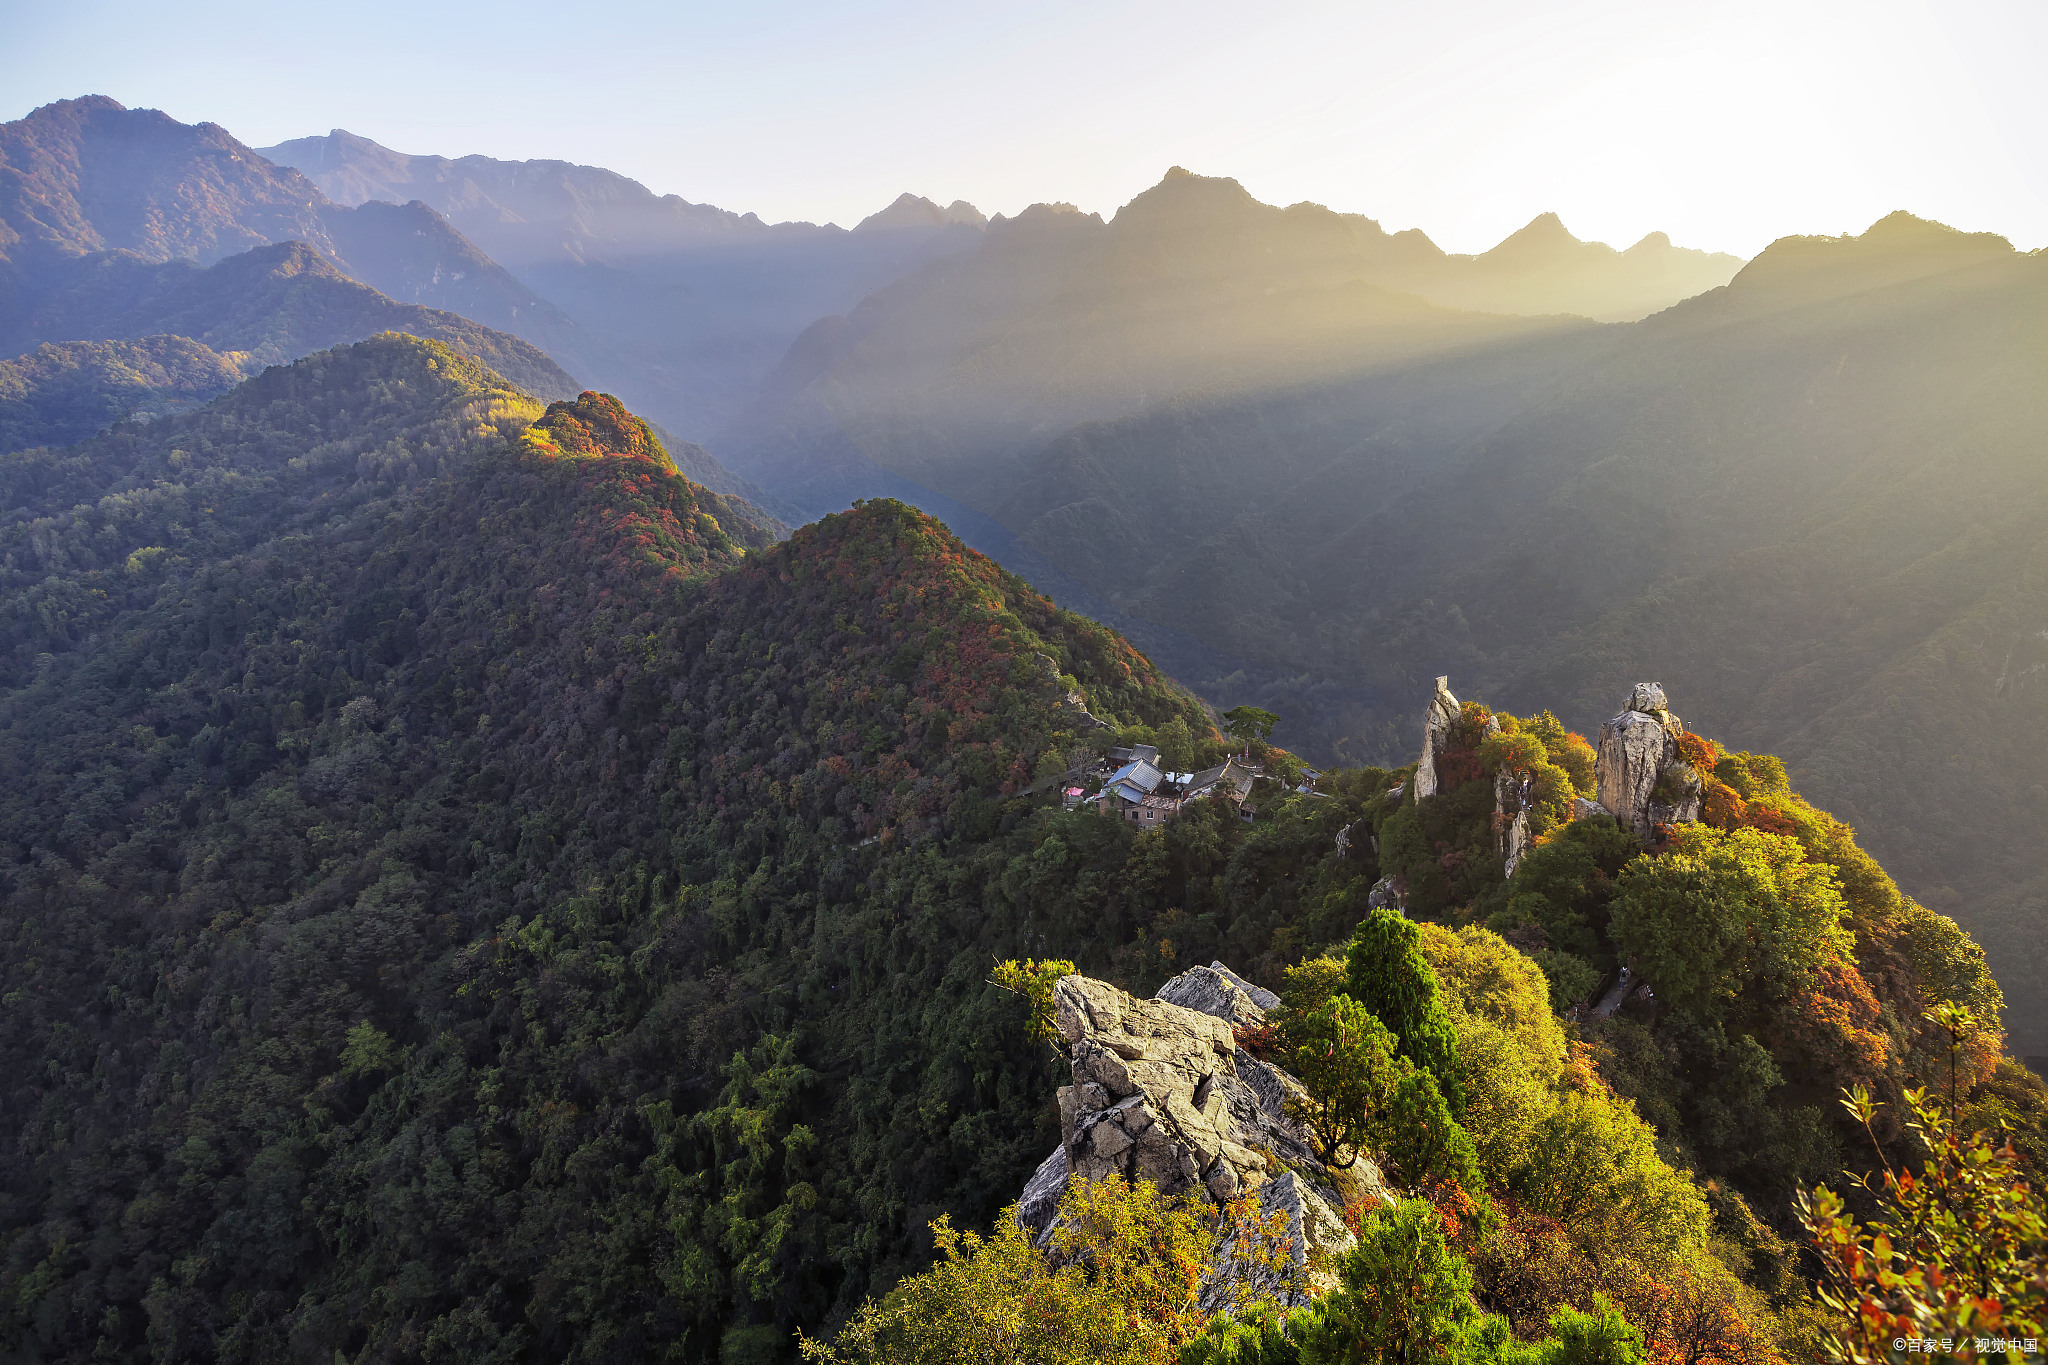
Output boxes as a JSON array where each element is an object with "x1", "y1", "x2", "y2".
[
  {"x1": 1111, "y1": 167, "x2": 1262, "y2": 232},
  {"x1": 1709, "y1": 208, "x2": 2018, "y2": 315},
  {"x1": 1859, "y1": 209, "x2": 2008, "y2": 250},
  {"x1": 25, "y1": 94, "x2": 129, "y2": 120},
  {"x1": 1490, "y1": 212, "x2": 1581, "y2": 251},
  {"x1": 855, "y1": 193, "x2": 985, "y2": 232},
  {"x1": 524, "y1": 391, "x2": 669, "y2": 465}
]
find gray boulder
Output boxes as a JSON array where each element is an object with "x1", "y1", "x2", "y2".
[
  {"x1": 1020, "y1": 969, "x2": 1379, "y2": 1306},
  {"x1": 1494, "y1": 766, "x2": 1534, "y2": 877},
  {"x1": 1018, "y1": 1145, "x2": 1070, "y2": 1233},
  {"x1": 1198, "y1": 1171, "x2": 1358, "y2": 1315},
  {"x1": 1156, "y1": 962, "x2": 1280, "y2": 1026},
  {"x1": 1596, "y1": 706, "x2": 1676, "y2": 840}
]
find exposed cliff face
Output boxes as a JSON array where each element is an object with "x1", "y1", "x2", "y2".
[{"x1": 1018, "y1": 964, "x2": 1378, "y2": 1308}]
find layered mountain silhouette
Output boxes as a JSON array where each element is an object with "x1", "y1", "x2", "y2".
[
  {"x1": 0, "y1": 97, "x2": 601, "y2": 382},
  {"x1": 1, "y1": 96, "x2": 2036, "y2": 1053},
  {"x1": 258, "y1": 129, "x2": 989, "y2": 435},
  {"x1": 716, "y1": 167, "x2": 1740, "y2": 516},
  {"x1": 0, "y1": 239, "x2": 578, "y2": 402}
]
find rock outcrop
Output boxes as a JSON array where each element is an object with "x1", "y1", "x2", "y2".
[
  {"x1": 1411, "y1": 676, "x2": 1461, "y2": 800},
  {"x1": 1494, "y1": 766, "x2": 1533, "y2": 877},
  {"x1": 1594, "y1": 682, "x2": 1705, "y2": 840},
  {"x1": 1018, "y1": 965, "x2": 1380, "y2": 1306},
  {"x1": 1034, "y1": 652, "x2": 1109, "y2": 731},
  {"x1": 1155, "y1": 962, "x2": 1281, "y2": 1024}
]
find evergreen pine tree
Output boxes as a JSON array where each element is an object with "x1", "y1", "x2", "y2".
[{"x1": 1345, "y1": 908, "x2": 1468, "y2": 1119}]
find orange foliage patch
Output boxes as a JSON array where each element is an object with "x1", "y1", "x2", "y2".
[
  {"x1": 1741, "y1": 803, "x2": 1800, "y2": 838},
  {"x1": 1674, "y1": 731, "x2": 1722, "y2": 773},
  {"x1": 1700, "y1": 777, "x2": 1748, "y2": 829},
  {"x1": 1563, "y1": 1040, "x2": 1614, "y2": 1096},
  {"x1": 1420, "y1": 1178, "x2": 1485, "y2": 1248},
  {"x1": 1433, "y1": 701, "x2": 1495, "y2": 789},
  {"x1": 1780, "y1": 957, "x2": 1891, "y2": 1086},
  {"x1": 1231, "y1": 1021, "x2": 1283, "y2": 1061},
  {"x1": 1615, "y1": 1266, "x2": 1786, "y2": 1365}
]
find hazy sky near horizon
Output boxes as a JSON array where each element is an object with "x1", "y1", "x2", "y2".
[{"x1": 5, "y1": 0, "x2": 2043, "y2": 257}]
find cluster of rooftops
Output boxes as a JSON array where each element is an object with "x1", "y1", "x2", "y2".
[{"x1": 1064, "y1": 744, "x2": 1264, "y2": 827}]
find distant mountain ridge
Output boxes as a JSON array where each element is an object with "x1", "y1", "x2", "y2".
[
  {"x1": 0, "y1": 335, "x2": 244, "y2": 451},
  {"x1": 717, "y1": 165, "x2": 1740, "y2": 518},
  {"x1": 1, "y1": 238, "x2": 579, "y2": 401},
  {"x1": 856, "y1": 192, "x2": 988, "y2": 231},
  {"x1": 258, "y1": 129, "x2": 992, "y2": 436},
  {"x1": 257, "y1": 128, "x2": 772, "y2": 252},
  {"x1": 0, "y1": 97, "x2": 602, "y2": 382}
]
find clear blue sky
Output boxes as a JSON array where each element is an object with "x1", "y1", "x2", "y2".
[{"x1": 6, "y1": 0, "x2": 2044, "y2": 256}]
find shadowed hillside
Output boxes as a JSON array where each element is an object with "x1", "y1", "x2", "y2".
[
  {"x1": 0, "y1": 335, "x2": 244, "y2": 451},
  {"x1": 982, "y1": 213, "x2": 2048, "y2": 1047}
]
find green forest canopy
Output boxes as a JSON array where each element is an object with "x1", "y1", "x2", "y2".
[{"x1": 0, "y1": 337, "x2": 2037, "y2": 1363}]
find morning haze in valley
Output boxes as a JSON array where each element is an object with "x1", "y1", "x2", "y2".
[{"x1": 1, "y1": 2, "x2": 2043, "y2": 1361}]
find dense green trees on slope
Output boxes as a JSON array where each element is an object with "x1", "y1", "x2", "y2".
[
  {"x1": 0, "y1": 337, "x2": 245, "y2": 451},
  {"x1": 0, "y1": 337, "x2": 1243, "y2": 1359},
  {"x1": 806, "y1": 696, "x2": 2040, "y2": 1365},
  {"x1": 3, "y1": 335, "x2": 2036, "y2": 1362}
]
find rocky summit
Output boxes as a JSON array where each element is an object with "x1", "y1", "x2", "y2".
[{"x1": 1018, "y1": 963, "x2": 1384, "y2": 1309}]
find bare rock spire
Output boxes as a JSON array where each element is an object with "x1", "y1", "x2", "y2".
[
  {"x1": 1595, "y1": 682, "x2": 1704, "y2": 840},
  {"x1": 1412, "y1": 675, "x2": 1460, "y2": 800}
]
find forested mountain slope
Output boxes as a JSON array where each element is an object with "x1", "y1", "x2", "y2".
[
  {"x1": 0, "y1": 98, "x2": 601, "y2": 386},
  {"x1": 0, "y1": 336, "x2": 244, "y2": 451},
  {"x1": 0, "y1": 335, "x2": 1222, "y2": 1358},
  {"x1": 988, "y1": 213, "x2": 2048, "y2": 1048},
  {"x1": 1, "y1": 335, "x2": 2038, "y2": 1362},
  {"x1": 259, "y1": 129, "x2": 987, "y2": 438},
  {"x1": 0, "y1": 239, "x2": 578, "y2": 403}
]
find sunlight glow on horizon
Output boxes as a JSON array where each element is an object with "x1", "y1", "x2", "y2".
[{"x1": 5, "y1": 0, "x2": 2044, "y2": 258}]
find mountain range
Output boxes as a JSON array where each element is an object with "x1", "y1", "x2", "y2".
[
  {"x1": 0, "y1": 98, "x2": 600, "y2": 376},
  {"x1": 256, "y1": 130, "x2": 991, "y2": 436},
  {"x1": 0, "y1": 92, "x2": 2039, "y2": 1062},
  {"x1": 715, "y1": 167, "x2": 1710, "y2": 518},
  {"x1": 0, "y1": 238, "x2": 577, "y2": 401}
]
